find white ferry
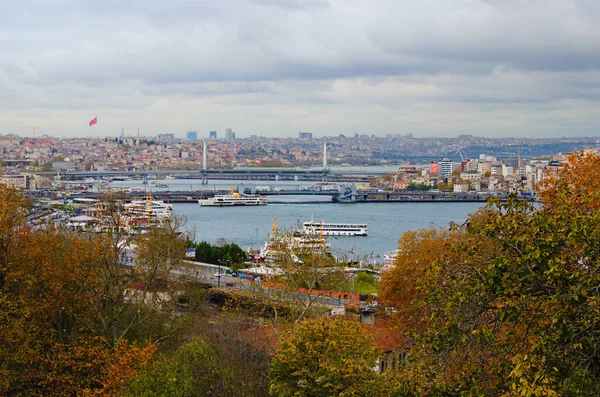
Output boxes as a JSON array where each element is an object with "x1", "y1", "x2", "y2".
[
  {"x1": 301, "y1": 221, "x2": 368, "y2": 236},
  {"x1": 259, "y1": 219, "x2": 332, "y2": 263},
  {"x1": 123, "y1": 196, "x2": 173, "y2": 221},
  {"x1": 198, "y1": 192, "x2": 267, "y2": 207}
]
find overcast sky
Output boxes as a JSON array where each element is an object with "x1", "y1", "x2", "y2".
[{"x1": 1, "y1": 0, "x2": 599, "y2": 139}]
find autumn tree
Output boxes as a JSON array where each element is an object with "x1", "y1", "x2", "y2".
[
  {"x1": 0, "y1": 187, "x2": 193, "y2": 395},
  {"x1": 0, "y1": 224, "x2": 156, "y2": 395},
  {"x1": 127, "y1": 314, "x2": 271, "y2": 397},
  {"x1": 380, "y1": 151, "x2": 600, "y2": 395},
  {"x1": 268, "y1": 316, "x2": 393, "y2": 397},
  {"x1": 0, "y1": 184, "x2": 28, "y2": 290}
]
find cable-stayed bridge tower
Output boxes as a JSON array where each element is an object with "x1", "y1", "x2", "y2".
[
  {"x1": 201, "y1": 140, "x2": 208, "y2": 185},
  {"x1": 322, "y1": 142, "x2": 329, "y2": 182}
]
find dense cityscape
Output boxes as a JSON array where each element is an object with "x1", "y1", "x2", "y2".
[{"x1": 2, "y1": 132, "x2": 599, "y2": 195}]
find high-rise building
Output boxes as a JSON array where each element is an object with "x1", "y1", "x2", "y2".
[
  {"x1": 298, "y1": 132, "x2": 312, "y2": 139},
  {"x1": 209, "y1": 131, "x2": 217, "y2": 140},
  {"x1": 225, "y1": 128, "x2": 234, "y2": 140},
  {"x1": 186, "y1": 131, "x2": 198, "y2": 141},
  {"x1": 438, "y1": 158, "x2": 455, "y2": 179}
]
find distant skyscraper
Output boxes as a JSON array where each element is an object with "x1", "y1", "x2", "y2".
[
  {"x1": 186, "y1": 131, "x2": 198, "y2": 141},
  {"x1": 225, "y1": 128, "x2": 234, "y2": 140},
  {"x1": 298, "y1": 132, "x2": 312, "y2": 139},
  {"x1": 209, "y1": 131, "x2": 217, "y2": 140}
]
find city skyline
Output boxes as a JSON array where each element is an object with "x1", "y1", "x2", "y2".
[{"x1": 1, "y1": 1, "x2": 599, "y2": 138}]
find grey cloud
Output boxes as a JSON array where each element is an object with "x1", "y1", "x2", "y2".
[
  {"x1": 250, "y1": 0, "x2": 329, "y2": 11},
  {"x1": 1, "y1": 0, "x2": 599, "y2": 137},
  {"x1": 368, "y1": 0, "x2": 600, "y2": 73}
]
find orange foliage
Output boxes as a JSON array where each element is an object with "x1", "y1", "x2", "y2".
[
  {"x1": 0, "y1": 185, "x2": 156, "y2": 396},
  {"x1": 538, "y1": 151, "x2": 600, "y2": 212}
]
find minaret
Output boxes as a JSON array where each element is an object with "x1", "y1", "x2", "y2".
[
  {"x1": 202, "y1": 140, "x2": 207, "y2": 171},
  {"x1": 323, "y1": 142, "x2": 328, "y2": 170}
]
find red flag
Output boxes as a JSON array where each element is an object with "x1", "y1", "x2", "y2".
[{"x1": 89, "y1": 117, "x2": 97, "y2": 127}]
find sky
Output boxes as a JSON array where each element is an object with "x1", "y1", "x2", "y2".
[{"x1": 1, "y1": 0, "x2": 599, "y2": 139}]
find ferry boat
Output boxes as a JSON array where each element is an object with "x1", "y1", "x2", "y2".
[
  {"x1": 301, "y1": 221, "x2": 368, "y2": 236},
  {"x1": 123, "y1": 195, "x2": 172, "y2": 221},
  {"x1": 198, "y1": 191, "x2": 267, "y2": 207},
  {"x1": 259, "y1": 219, "x2": 331, "y2": 263}
]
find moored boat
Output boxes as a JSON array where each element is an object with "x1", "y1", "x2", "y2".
[
  {"x1": 123, "y1": 194, "x2": 172, "y2": 221},
  {"x1": 198, "y1": 191, "x2": 267, "y2": 206},
  {"x1": 301, "y1": 221, "x2": 368, "y2": 236},
  {"x1": 259, "y1": 218, "x2": 331, "y2": 264}
]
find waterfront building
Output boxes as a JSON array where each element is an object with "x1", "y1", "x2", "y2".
[
  {"x1": 438, "y1": 158, "x2": 455, "y2": 179},
  {"x1": 393, "y1": 179, "x2": 410, "y2": 190},
  {"x1": 453, "y1": 181, "x2": 470, "y2": 193},
  {"x1": 478, "y1": 161, "x2": 491, "y2": 175},
  {"x1": 460, "y1": 170, "x2": 482, "y2": 183}
]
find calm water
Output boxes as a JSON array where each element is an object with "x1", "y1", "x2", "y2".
[
  {"x1": 109, "y1": 178, "x2": 484, "y2": 261},
  {"x1": 174, "y1": 199, "x2": 483, "y2": 262}
]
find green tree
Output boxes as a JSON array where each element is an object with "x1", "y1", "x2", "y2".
[
  {"x1": 127, "y1": 338, "x2": 233, "y2": 397},
  {"x1": 195, "y1": 241, "x2": 215, "y2": 263},
  {"x1": 380, "y1": 151, "x2": 600, "y2": 395},
  {"x1": 268, "y1": 317, "x2": 387, "y2": 397},
  {"x1": 219, "y1": 243, "x2": 245, "y2": 266},
  {"x1": 127, "y1": 330, "x2": 270, "y2": 397},
  {"x1": 194, "y1": 241, "x2": 245, "y2": 267}
]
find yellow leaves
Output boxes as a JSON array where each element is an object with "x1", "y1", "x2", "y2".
[
  {"x1": 504, "y1": 354, "x2": 560, "y2": 397},
  {"x1": 269, "y1": 317, "x2": 382, "y2": 397},
  {"x1": 538, "y1": 151, "x2": 600, "y2": 213}
]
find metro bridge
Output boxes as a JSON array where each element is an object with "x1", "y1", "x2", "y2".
[{"x1": 39, "y1": 142, "x2": 394, "y2": 183}]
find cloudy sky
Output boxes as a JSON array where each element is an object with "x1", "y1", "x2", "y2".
[{"x1": 1, "y1": 0, "x2": 599, "y2": 138}]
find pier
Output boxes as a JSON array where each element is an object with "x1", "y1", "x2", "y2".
[{"x1": 46, "y1": 189, "x2": 527, "y2": 204}]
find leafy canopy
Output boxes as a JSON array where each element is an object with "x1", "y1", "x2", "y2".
[{"x1": 380, "y1": 151, "x2": 600, "y2": 395}]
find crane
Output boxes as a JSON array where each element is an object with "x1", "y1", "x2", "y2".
[{"x1": 455, "y1": 148, "x2": 467, "y2": 163}]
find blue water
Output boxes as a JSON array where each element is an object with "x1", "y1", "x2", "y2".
[
  {"x1": 108, "y1": 178, "x2": 484, "y2": 261},
  {"x1": 173, "y1": 199, "x2": 483, "y2": 262}
]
